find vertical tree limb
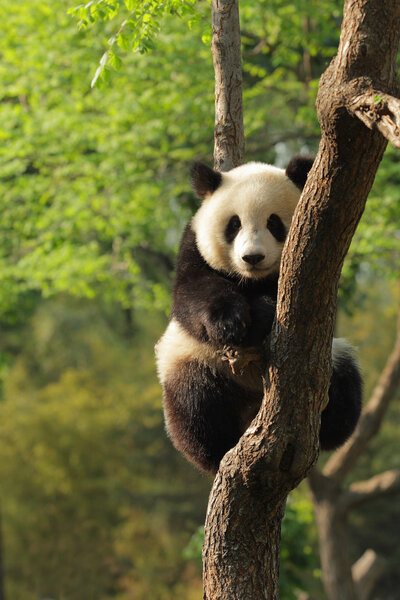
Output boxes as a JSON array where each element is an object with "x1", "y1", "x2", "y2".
[
  {"x1": 309, "y1": 470, "x2": 358, "y2": 600},
  {"x1": 211, "y1": 0, "x2": 245, "y2": 171},
  {"x1": 352, "y1": 550, "x2": 386, "y2": 600}
]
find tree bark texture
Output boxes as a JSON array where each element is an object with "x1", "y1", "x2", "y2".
[
  {"x1": 203, "y1": 1, "x2": 400, "y2": 598},
  {"x1": 212, "y1": 0, "x2": 245, "y2": 171}
]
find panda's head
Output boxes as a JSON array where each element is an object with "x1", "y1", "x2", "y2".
[{"x1": 190, "y1": 155, "x2": 314, "y2": 280}]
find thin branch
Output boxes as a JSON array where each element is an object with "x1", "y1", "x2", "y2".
[
  {"x1": 348, "y1": 92, "x2": 400, "y2": 149},
  {"x1": 323, "y1": 296, "x2": 400, "y2": 482},
  {"x1": 134, "y1": 244, "x2": 174, "y2": 274},
  {"x1": 340, "y1": 469, "x2": 400, "y2": 512},
  {"x1": 352, "y1": 549, "x2": 386, "y2": 600}
]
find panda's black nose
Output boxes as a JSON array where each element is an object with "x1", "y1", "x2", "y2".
[{"x1": 242, "y1": 254, "x2": 265, "y2": 266}]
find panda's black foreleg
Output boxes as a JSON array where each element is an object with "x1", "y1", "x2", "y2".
[
  {"x1": 319, "y1": 339, "x2": 362, "y2": 451},
  {"x1": 163, "y1": 360, "x2": 254, "y2": 474},
  {"x1": 243, "y1": 295, "x2": 276, "y2": 346}
]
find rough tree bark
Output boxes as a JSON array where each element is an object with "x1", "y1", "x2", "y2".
[
  {"x1": 309, "y1": 297, "x2": 400, "y2": 600},
  {"x1": 212, "y1": 0, "x2": 245, "y2": 170},
  {"x1": 203, "y1": 1, "x2": 400, "y2": 598}
]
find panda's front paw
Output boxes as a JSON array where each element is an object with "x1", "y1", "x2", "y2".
[
  {"x1": 243, "y1": 296, "x2": 276, "y2": 345},
  {"x1": 206, "y1": 298, "x2": 251, "y2": 346}
]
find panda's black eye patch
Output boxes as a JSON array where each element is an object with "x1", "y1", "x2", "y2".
[
  {"x1": 267, "y1": 214, "x2": 286, "y2": 243},
  {"x1": 225, "y1": 215, "x2": 241, "y2": 243}
]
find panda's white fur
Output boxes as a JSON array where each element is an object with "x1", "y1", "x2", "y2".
[
  {"x1": 155, "y1": 156, "x2": 362, "y2": 475},
  {"x1": 156, "y1": 318, "x2": 263, "y2": 393},
  {"x1": 192, "y1": 162, "x2": 300, "y2": 279},
  {"x1": 332, "y1": 337, "x2": 359, "y2": 368},
  {"x1": 156, "y1": 319, "x2": 219, "y2": 382}
]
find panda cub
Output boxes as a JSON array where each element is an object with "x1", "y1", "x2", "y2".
[{"x1": 156, "y1": 156, "x2": 362, "y2": 475}]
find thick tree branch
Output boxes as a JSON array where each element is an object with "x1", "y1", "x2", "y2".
[
  {"x1": 339, "y1": 469, "x2": 400, "y2": 512},
  {"x1": 323, "y1": 298, "x2": 400, "y2": 483}
]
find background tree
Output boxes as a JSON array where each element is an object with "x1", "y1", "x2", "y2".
[{"x1": 309, "y1": 296, "x2": 400, "y2": 600}]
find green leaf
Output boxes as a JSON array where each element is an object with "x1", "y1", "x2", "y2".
[
  {"x1": 108, "y1": 51, "x2": 122, "y2": 71},
  {"x1": 124, "y1": 0, "x2": 136, "y2": 10}
]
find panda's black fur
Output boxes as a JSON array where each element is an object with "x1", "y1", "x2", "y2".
[{"x1": 156, "y1": 156, "x2": 362, "y2": 475}]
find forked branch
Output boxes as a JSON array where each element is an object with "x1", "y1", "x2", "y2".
[{"x1": 340, "y1": 469, "x2": 400, "y2": 512}]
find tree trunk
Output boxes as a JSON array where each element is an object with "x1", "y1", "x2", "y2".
[
  {"x1": 309, "y1": 471, "x2": 358, "y2": 600},
  {"x1": 212, "y1": 0, "x2": 245, "y2": 171},
  {"x1": 203, "y1": 1, "x2": 400, "y2": 598},
  {"x1": 203, "y1": 487, "x2": 285, "y2": 598}
]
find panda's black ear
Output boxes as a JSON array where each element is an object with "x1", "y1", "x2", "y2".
[
  {"x1": 285, "y1": 155, "x2": 314, "y2": 190},
  {"x1": 190, "y1": 162, "x2": 222, "y2": 199}
]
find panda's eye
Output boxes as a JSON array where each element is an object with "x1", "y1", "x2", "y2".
[
  {"x1": 225, "y1": 215, "x2": 241, "y2": 243},
  {"x1": 267, "y1": 214, "x2": 286, "y2": 243}
]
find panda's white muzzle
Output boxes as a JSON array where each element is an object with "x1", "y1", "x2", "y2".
[{"x1": 233, "y1": 228, "x2": 282, "y2": 276}]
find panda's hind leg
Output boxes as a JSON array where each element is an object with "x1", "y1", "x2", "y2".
[
  {"x1": 162, "y1": 361, "x2": 249, "y2": 474},
  {"x1": 320, "y1": 338, "x2": 362, "y2": 451}
]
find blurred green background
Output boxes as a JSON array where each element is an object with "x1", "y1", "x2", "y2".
[{"x1": 0, "y1": 1, "x2": 399, "y2": 598}]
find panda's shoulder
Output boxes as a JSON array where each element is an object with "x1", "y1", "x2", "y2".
[
  {"x1": 174, "y1": 222, "x2": 224, "y2": 293},
  {"x1": 176, "y1": 222, "x2": 206, "y2": 271}
]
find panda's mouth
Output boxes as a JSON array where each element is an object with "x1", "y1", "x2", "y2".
[
  {"x1": 232, "y1": 250, "x2": 279, "y2": 279},
  {"x1": 242, "y1": 264, "x2": 271, "y2": 278},
  {"x1": 244, "y1": 264, "x2": 266, "y2": 272},
  {"x1": 240, "y1": 259, "x2": 280, "y2": 279}
]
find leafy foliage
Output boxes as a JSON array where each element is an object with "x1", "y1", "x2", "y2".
[
  {"x1": 69, "y1": 0, "x2": 199, "y2": 86},
  {"x1": 280, "y1": 492, "x2": 321, "y2": 600},
  {"x1": 0, "y1": 300, "x2": 208, "y2": 599},
  {"x1": 347, "y1": 147, "x2": 400, "y2": 273},
  {"x1": 1, "y1": 0, "x2": 398, "y2": 332},
  {"x1": 0, "y1": 0, "x2": 213, "y2": 326},
  {"x1": 240, "y1": 0, "x2": 342, "y2": 150}
]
